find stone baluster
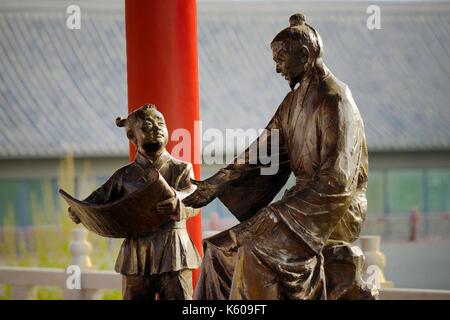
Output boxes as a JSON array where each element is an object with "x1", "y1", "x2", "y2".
[
  {"x1": 359, "y1": 235, "x2": 393, "y2": 289},
  {"x1": 63, "y1": 228, "x2": 100, "y2": 300},
  {"x1": 69, "y1": 228, "x2": 93, "y2": 269}
]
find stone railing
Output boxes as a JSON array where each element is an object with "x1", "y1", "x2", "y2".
[
  {"x1": 0, "y1": 266, "x2": 120, "y2": 300},
  {"x1": 1, "y1": 232, "x2": 449, "y2": 300},
  {"x1": 0, "y1": 228, "x2": 121, "y2": 300}
]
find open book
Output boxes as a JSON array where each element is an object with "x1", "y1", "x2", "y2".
[{"x1": 59, "y1": 167, "x2": 175, "y2": 238}]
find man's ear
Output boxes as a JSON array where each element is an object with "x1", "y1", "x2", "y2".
[{"x1": 300, "y1": 45, "x2": 310, "y2": 64}]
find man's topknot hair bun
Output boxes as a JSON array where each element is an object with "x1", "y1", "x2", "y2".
[
  {"x1": 271, "y1": 12, "x2": 323, "y2": 61},
  {"x1": 143, "y1": 103, "x2": 156, "y2": 110},
  {"x1": 289, "y1": 13, "x2": 306, "y2": 27}
]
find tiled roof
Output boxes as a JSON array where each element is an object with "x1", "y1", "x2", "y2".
[
  {"x1": 0, "y1": 1, "x2": 128, "y2": 158},
  {"x1": 0, "y1": 1, "x2": 449, "y2": 158}
]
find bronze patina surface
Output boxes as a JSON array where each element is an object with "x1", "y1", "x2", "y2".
[
  {"x1": 65, "y1": 104, "x2": 201, "y2": 300},
  {"x1": 183, "y1": 13, "x2": 376, "y2": 300},
  {"x1": 60, "y1": 167, "x2": 176, "y2": 238}
]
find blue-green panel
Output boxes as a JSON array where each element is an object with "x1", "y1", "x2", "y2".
[
  {"x1": 367, "y1": 170, "x2": 384, "y2": 214},
  {"x1": 427, "y1": 169, "x2": 450, "y2": 213},
  {"x1": 387, "y1": 169, "x2": 424, "y2": 213}
]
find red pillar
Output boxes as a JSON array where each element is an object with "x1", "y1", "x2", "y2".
[{"x1": 125, "y1": 0, "x2": 202, "y2": 285}]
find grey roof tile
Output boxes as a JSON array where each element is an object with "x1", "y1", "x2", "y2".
[{"x1": 0, "y1": 1, "x2": 449, "y2": 158}]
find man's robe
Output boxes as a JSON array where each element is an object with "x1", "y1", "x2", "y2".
[{"x1": 194, "y1": 69, "x2": 371, "y2": 300}]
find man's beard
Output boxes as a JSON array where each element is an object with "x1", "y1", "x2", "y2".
[
  {"x1": 289, "y1": 68, "x2": 313, "y2": 90},
  {"x1": 289, "y1": 76, "x2": 301, "y2": 91}
]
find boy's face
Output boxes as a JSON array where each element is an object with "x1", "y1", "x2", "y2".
[{"x1": 132, "y1": 108, "x2": 169, "y2": 152}]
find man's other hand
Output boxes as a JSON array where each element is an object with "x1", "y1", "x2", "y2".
[{"x1": 182, "y1": 179, "x2": 219, "y2": 208}]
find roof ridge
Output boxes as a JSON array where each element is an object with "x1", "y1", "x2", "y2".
[{"x1": 0, "y1": 0, "x2": 124, "y2": 12}]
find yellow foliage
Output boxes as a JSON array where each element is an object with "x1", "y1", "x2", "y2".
[
  {"x1": 1, "y1": 204, "x2": 17, "y2": 259},
  {"x1": 1, "y1": 152, "x2": 123, "y2": 299}
]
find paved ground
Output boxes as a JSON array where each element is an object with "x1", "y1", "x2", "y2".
[{"x1": 381, "y1": 241, "x2": 450, "y2": 290}]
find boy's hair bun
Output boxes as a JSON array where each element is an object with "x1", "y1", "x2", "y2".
[{"x1": 115, "y1": 117, "x2": 126, "y2": 127}]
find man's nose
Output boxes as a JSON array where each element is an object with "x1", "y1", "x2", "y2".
[{"x1": 152, "y1": 121, "x2": 162, "y2": 132}]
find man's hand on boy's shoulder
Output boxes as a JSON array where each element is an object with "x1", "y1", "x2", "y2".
[{"x1": 156, "y1": 196, "x2": 180, "y2": 221}]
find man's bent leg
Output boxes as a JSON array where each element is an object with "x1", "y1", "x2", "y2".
[
  {"x1": 230, "y1": 209, "x2": 325, "y2": 300},
  {"x1": 230, "y1": 244, "x2": 280, "y2": 299},
  {"x1": 194, "y1": 220, "x2": 256, "y2": 300}
]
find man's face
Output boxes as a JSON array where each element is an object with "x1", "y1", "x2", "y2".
[
  {"x1": 271, "y1": 41, "x2": 305, "y2": 89},
  {"x1": 132, "y1": 108, "x2": 169, "y2": 152}
]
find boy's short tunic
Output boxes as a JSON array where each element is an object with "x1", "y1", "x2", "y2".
[{"x1": 83, "y1": 150, "x2": 201, "y2": 275}]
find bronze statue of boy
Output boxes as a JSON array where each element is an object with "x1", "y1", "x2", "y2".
[{"x1": 69, "y1": 103, "x2": 201, "y2": 300}]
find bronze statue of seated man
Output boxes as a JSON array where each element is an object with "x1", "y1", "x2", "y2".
[{"x1": 183, "y1": 14, "x2": 376, "y2": 300}]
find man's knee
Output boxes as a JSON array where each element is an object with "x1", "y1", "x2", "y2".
[
  {"x1": 230, "y1": 245, "x2": 279, "y2": 300},
  {"x1": 203, "y1": 227, "x2": 241, "y2": 252}
]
